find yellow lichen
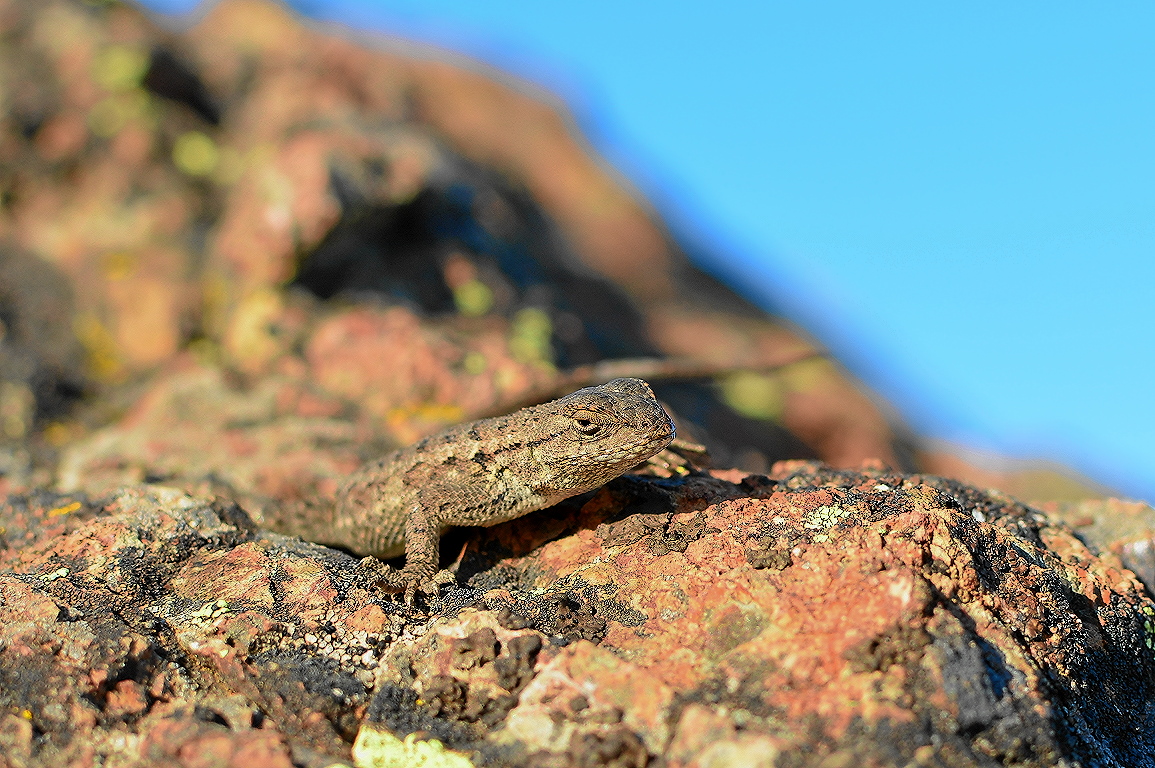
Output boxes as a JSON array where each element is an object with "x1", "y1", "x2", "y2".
[
  {"x1": 92, "y1": 45, "x2": 149, "y2": 92},
  {"x1": 41, "y1": 422, "x2": 74, "y2": 447},
  {"x1": 462, "y1": 351, "x2": 487, "y2": 375},
  {"x1": 0, "y1": 381, "x2": 33, "y2": 439},
  {"x1": 173, "y1": 131, "x2": 220, "y2": 177},
  {"x1": 780, "y1": 356, "x2": 833, "y2": 392},
  {"x1": 73, "y1": 313, "x2": 123, "y2": 381},
  {"x1": 87, "y1": 90, "x2": 154, "y2": 137},
  {"x1": 509, "y1": 307, "x2": 553, "y2": 366},
  {"x1": 453, "y1": 279, "x2": 494, "y2": 317},
  {"x1": 222, "y1": 288, "x2": 286, "y2": 373},
  {"x1": 47, "y1": 501, "x2": 82, "y2": 518},
  {"x1": 719, "y1": 370, "x2": 785, "y2": 421},
  {"x1": 102, "y1": 251, "x2": 136, "y2": 280}
]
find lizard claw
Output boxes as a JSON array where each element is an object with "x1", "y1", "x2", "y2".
[{"x1": 359, "y1": 556, "x2": 456, "y2": 605}]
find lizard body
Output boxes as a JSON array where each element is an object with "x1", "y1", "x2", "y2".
[{"x1": 316, "y1": 377, "x2": 675, "y2": 598}]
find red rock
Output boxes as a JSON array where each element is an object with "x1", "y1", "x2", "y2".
[
  {"x1": 106, "y1": 679, "x2": 149, "y2": 717},
  {"x1": 466, "y1": 465, "x2": 1155, "y2": 764},
  {"x1": 140, "y1": 715, "x2": 295, "y2": 768},
  {"x1": 171, "y1": 543, "x2": 276, "y2": 606},
  {"x1": 303, "y1": 305, "x2": 552, "y2": 437}
]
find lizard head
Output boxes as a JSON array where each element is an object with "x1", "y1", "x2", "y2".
[{"x1": 531, "y1": 377, "x2": 676, "y2": 494}]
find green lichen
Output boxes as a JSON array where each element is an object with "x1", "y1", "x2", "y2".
[{"x1": 1141, "y1": 605, "x2": 1155, "y2": 651}]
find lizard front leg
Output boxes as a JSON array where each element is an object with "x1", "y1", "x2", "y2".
[{"x1": 360, "y1": 500, "x2": 453, "y2": 603}]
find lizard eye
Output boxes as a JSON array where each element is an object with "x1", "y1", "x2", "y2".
[{"x1": 572, "y1": 412, "x2": 603, "y2": 436}]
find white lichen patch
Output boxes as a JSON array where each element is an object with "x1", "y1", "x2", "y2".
[
  {"x1": 353, "y1": 725, "x2": 475, "y2": 768},
  {"x1": 803, "y1": 504, "x2": 852, "y2": 531}
]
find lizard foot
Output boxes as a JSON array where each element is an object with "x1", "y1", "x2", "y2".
[{"x1": 359, "y1": 557, "x2": 457, "y2": 604}]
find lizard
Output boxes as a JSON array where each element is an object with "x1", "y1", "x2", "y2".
[{"x1": 308, "y1": 377, "x2": 676, "y2": 601}]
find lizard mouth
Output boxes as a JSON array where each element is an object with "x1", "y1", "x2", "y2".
[{"x1": 635, "y1": 410, "x2": 676, "y2": 454}]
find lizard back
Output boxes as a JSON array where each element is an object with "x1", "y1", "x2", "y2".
[{"x1": 316, "y1": 377, "x2": 675, "y2": 559}]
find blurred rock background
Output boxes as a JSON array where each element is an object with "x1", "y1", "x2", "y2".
[{"x1": 0, "y1": 0, "x2": 1110, "y2": 511}]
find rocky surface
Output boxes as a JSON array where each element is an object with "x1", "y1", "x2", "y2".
[
  {"x1": 0, "y1": 0, "x2": 1149, "y2": 766},
  {"x1": 3, "y1": 466, "x2": 1155, "y2": 767}
]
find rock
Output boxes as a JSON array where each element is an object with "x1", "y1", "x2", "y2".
[
  {"x1": 0, "y1": 248, "x2": 86, "y2": 443},
  {"x1": 2, "y1": 466, "x2": 1154, "y2": 766},
  {"x1": 1042, "y1": 497, "x2": 1155, "y2": 596},
  {"x1": 0, "y1": 0, "x2": 206, "y2": 378},
  {"x1": 0, "y1": 485, "x2": 384, "y2": 766}
]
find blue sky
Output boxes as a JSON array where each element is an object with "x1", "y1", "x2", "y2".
[{"x1": 143, "y1": 1, "x2": 1155, "y2": 501}]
